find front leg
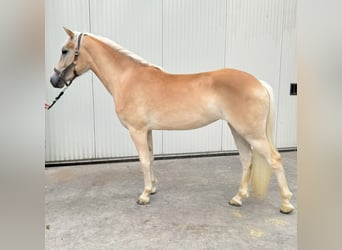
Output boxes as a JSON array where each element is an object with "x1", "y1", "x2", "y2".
[
  {"x1": 147, "y1": 130, "x2": 157, "y2": 195},
  {"x1": 129, "y1": 129, "x2": 155, "y2": 205}
]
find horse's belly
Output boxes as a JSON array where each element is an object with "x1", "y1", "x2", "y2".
[{"x1": 150, "y1": 107, "x2": 220, "y2": 130}]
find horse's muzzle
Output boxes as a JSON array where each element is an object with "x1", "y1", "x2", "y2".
[{"x1": 50, "y1": 72, "x2": 65, "y2": 89}]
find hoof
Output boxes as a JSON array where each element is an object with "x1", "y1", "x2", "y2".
[
  {"x1": 136, "y1": 196, "x2": 150, "y2": 205},
  {"x1": 280, "y1": 204, "x2": 295, "y2": 214},
  {"x1": 280, "y1": 207, "x2": 294, "y2": 214},
  {"x1": 136, "y1": 199, "x2": 149, "y2": 205},
  {"x1": 228, "y1": 200, "x2": 242, "y2": 207}
]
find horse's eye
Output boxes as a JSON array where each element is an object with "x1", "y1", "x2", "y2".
[{"x1": 62, "y1": 49, "x2": 68, "y2": 55}]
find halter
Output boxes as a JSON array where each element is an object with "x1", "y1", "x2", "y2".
[
  {"x1": 53, "y1": 33, "x2": 84, "y2": 87},
  {"x1": 47, "y1": 33, "x2": 83, "y2": 110}
]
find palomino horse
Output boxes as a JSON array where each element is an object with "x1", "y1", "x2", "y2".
[{"x1": 50, "y1": 28, "x2": 294, "y2": 214}]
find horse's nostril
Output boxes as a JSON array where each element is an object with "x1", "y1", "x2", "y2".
[{"x1": 50, "y1": 74, "x2": 58, "y2": 84}]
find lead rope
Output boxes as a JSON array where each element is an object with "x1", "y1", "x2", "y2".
[{"x1": 46, "y1": 86, "x2": 69, "y2": 110}]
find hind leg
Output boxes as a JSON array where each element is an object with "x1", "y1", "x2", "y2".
[
  {"x1": 228, "y1": 125, "x2": 253, "y2": 207},
  {"x1": 249, "y1": 138, "x2": 294, "y2": 214}
]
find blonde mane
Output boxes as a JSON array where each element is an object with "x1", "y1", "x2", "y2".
[{"x1": 85, "y1": 33, "x2": 163, "y2": 71}]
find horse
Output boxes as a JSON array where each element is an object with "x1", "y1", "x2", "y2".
[{"x1": 50, "y1": 27, "x2": 294, "y2": 214}]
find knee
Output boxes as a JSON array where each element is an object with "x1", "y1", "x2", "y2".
[{"x1": 139, "y1": 158, "x2": 151, "y2": 168}]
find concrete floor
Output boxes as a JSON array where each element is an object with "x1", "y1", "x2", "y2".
[{"x1": 45, "y1": 151, "x2": 297, "y2": 250}]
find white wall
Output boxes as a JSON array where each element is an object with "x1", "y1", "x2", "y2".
[{"x1": 45, "y1": 0, "x2": 297, "y2": 162}]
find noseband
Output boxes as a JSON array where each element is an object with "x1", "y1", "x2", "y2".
[{"x1": 53, "y1": 33, "x2": 84, "y2": 87}]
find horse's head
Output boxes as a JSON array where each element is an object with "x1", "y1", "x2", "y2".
[{"x1": 50, "y1": 27, "x2": 90, "y2": 88}]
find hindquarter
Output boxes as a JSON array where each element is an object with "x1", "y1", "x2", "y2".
[{"x1": 210, "y1": 69, "x2": 270, "y2": 137}]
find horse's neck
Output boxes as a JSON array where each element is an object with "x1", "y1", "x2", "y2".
[{"x1": 84, "y1": 36, "x2": 137, "y2": 95}]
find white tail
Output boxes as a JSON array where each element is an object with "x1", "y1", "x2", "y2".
[{"x1": 250, "y1": 80, "x2": 275, "y2": 198}]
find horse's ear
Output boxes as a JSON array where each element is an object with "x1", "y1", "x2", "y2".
[{"x1": 63, "y1": 27, "x2": 75, "y2": 39}]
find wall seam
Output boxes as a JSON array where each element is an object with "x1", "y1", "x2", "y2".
[
  {"x1": 88, "y1": 0, "x2": 97, "y2": 158},
  {"x1": 275, "y1": 1, "x2": 287, "y2": 146},
  {"x1": 161, "y1": 0, "x2": 164, "y2": 154},
  {"x1": 221, "y1": 0, "x2": 229, "y2": 152}
]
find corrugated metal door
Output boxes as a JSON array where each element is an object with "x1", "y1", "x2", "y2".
[
  {"x1": 223, "y1": 0, "x2": 290, "y2": 148},
  {"x1": 45, "y1": 0, "x2": 95, "y2": 161},
  {"x1": 90, "y1": 0, "x2": 164, "y2": 158},
  {"x1": 275, "y1": 0, "x2": 297, "y2": 147},
  {"x1": 45, "y1": 0, "x2": 297, "y2": 162},
  {"x1": 162, "y1": 0, "x2": 227, "y2": 154}
]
